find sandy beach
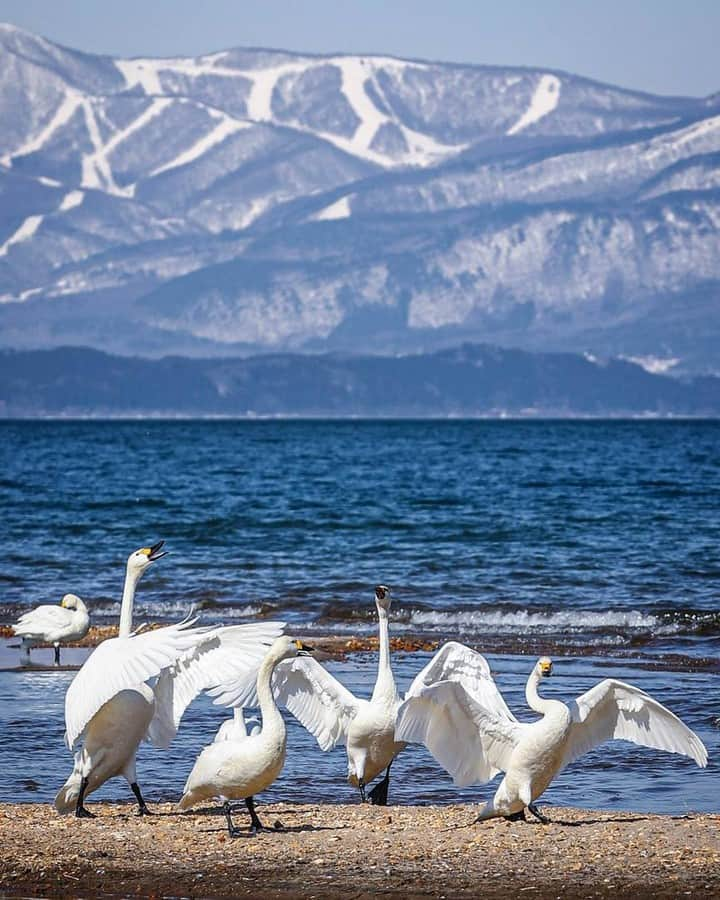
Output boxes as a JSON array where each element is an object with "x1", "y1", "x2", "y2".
[{"x1": 1, "y1": 801, "x2": 718, "y2": 899}]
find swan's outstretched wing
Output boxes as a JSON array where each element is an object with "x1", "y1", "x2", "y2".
[
  {"x1": 147, "y1": 621, "x2": 285, "y2": 749},
  {"x1": 13, "y1": 605, "x2": 71, "y2": 637},
  {"x1": 64, "y1": 619, "x2": 218, "y2": 749},
  {"x1": 396, "y1": 680, "x2": 526, "y2": 787},
  {"x1": 563, "y1": 679, "x2": 708, "y2": 769},
  {"x1": 405, "y1": 641, "x2": 517, "y2": 721},
  {"x1": 269, "y1": 657, "x2": 360, "y2": 751}
]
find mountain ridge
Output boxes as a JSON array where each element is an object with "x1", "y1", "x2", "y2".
[
  {"x1": 0, "y1": 24, "x2": 718, "y2": 371},
  {"x1": 1, "y1": 344, "x2": 719, "y2": 418}
]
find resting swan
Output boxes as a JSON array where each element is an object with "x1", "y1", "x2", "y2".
[
  {"x1": 56, "y1": 542, "x2": 284, "y2": 817},
  {"x1": 396, "y1": 654, "x2": 708, "y2": 822},
  {"x1": 257, "y1": 587, "x2": 503, "y2": 805},
  {"x1": 13, "y1": 594, "x2": 90, "y2": 665},
  {"x1": 179, "y1": 636, "x2": 314, "y2": 836}
]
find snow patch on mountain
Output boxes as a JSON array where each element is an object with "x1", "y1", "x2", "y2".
[{"x1": 507, "y1": 74, "x2": 561, "y2": 135}]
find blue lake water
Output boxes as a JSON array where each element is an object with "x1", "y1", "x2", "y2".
[{"x1": 0, "y1": 420, "x2": 718, "y2": 813}]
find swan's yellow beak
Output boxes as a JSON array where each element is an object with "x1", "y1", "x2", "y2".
[
  {"x1": 539, "y1": 658, "x2": 553, "y2": 676},
  {"x1": 294, "y1": 640, "x2": 314, "y2": 655},
  {"x1": 60, "y1": 596, "x2": 72, "y2": 609}
]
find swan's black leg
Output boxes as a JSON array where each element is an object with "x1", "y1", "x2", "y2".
[
  {"x1": 75, "y1": 777, "x2": 95, "y2": 818},
  {"x1": 130, "y1": 782, "x2": 152, "y2": 816},
  {"x1": 358, "y1": 780, "x2": 367, "y2": 803},
  {"x1": 505, "y1": 809, "x2": 527, "y2": 822},
  {"x1": 246, "y1": 796, "x2": 265, "y2": 833},
  {"x1": 224, "y1": 801, "x2": 247, "y2": 838},
  {"x1": 54, "y1": 644, "x2": 61, "y2": 665},
  {"x1": 527, "y1": 803, "x2": 550, "y2": 824},
  {"x1": 368, "y1": 761, "x2": 392, "y2": 806}
]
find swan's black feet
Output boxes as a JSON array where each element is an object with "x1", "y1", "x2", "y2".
[
  {"x1": 53, "y1": 645, "x2": 61, "y2": 665},
  {"x1": 505, "y1": 809, "x2": 528, "y2": 822},
  {"x1": 75, "y1": 806, "x2": 95, "y2": 819},
  {"x1": 368, "y1": 774, "x2": 390, "y2": 806},
  {"x1": 358, "y1": 780, "x2": 367, "y2": 803},
  {"x1": 528, "y1": 803, "x2": 550, "y2": 825},
  {"x1": 224, "y1": 801, "x2": 253, "y2": 838},
  {"x1": 130, "y1": 782, "x2": 151, "y2": 816}
]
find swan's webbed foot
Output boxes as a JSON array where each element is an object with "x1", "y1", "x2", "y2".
[
  {"x1": 368, "y1": 767, "x2": 391, "y2": 806},
  {"x1": 224, "y1": 801, "x2": 252, "y2": 838},
  {"x1": 130, "y1": 782, "x2": 152, "y2": 816},
  {"x1": 245, "y1": 796, "x2": 266, "y2": 834},
  {"x1": 527, "y1": 803, "x2": 550, "y2": 825},
  {"x1": 75, "y1": 805, "x2": 95, "y2": 819},
  {"x1": 505, "y1": 809, "x2": 528, "y2": 822},
  {"x1": 358, "y1": 780, "x2": 367, "y2": 803},
  {"x1": 53, "y1": 644, "x2": 61, "y2": 665}
]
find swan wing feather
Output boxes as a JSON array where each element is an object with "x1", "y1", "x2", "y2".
[
  {"x1": 147, "y1": 621, "x2": 285, "y2": 749},
  {"x1": 396, "y1": 679, "x2": 525, "y2": 787},
  {"x1": 64, "y1": 619, "x2": 219, "y2": 749},
  {"x1": 269, "y1": 657, "x2": 359, "y2": 751},
  {"x1": 404, "y1": 641, "x2": 517, "y2": 721},
  {"x1": 564, "y1": 678, "x2": 708, "y2": 768}
]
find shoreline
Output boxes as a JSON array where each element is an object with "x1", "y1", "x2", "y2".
[
  {"x1": 2, "y1": 802, "x2": 719, "y2": 898},
  {"x1": 2, "y1": 625, "x2": 718, "y2": 674}
]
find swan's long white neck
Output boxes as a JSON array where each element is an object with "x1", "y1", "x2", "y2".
[
  {"x1": 255, "y1": 649, "x2": 285, "y2": 732},
  {"x1": 372, "y1": 604, "x2": 397, "y2": 702},
  {"x1": 118, "y1": 566, "x2": 142, "y2": 638},
  {"x1": 525, "y1": 670, "x2": 557, "y2": 715}
]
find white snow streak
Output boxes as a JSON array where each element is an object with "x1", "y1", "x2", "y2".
[
  {"x1": 0, "y1": 214, "x2": 43, "y2": 257},
  {"x1": 81, "y1": 97, "x2": 171, "y2": 196},
  {"x1": 1, "y1": 92, "x2": 81, "y2": 166},
  {"x1": 116, "y1": 59, "x2": 163, "y2": 94},
  {"x1": 507, "y1": 74, "x2": 561, "y2": 135},
  {"x1": 149, "y1": 116, "x2": 249, "y2": 177},
  {"x1": 313, "y1": 196, "x2": 351, "y2": 220},
  {"x1": 59, "y1": 190, "x2": 84, "y2": 211}
]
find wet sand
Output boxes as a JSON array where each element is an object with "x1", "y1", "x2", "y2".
[{"x1": 1, "y1": 802, "x2": 718, "y2": 899}]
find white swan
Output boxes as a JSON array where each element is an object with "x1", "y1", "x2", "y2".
[
  {"x1": 213, "y1": 708, "x2": 261, "y2": 743},
  {"x1": 12, "y1": 594, "x2": 90, "y2": 665},
  {"x1": 55, "y1": 541, "x2": 284, "y2": 817},
  {"x1": 178, "y1": 636, "x2": 314, "y2": 836},
  {"x1": 396, "y1": 654, "x2": 708, "y2": 822},
  {"x1": 255, "y1": 586, "x2": 504, "y2": 805}
]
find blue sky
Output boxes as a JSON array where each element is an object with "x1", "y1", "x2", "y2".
[{"x1": 1, "y1": 0, "x2": 718, "y2": 97}]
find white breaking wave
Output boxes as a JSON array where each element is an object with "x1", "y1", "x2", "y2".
[{"x1": 407, "y1": 608, "x2": 662, "y2": 633}]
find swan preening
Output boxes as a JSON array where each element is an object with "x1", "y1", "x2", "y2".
[
  {"x1": 396, "y1": 654, "x2": 708, "y2": 822},
  {"x1": 179, "y1": 636, "x2": 314, "y2": 836},
  {"x1": 12, "y1": 594, "x2": 90, "y2": 664},
  {"x1": 56, "y1": 541, "x2": 285, "y2": 817}
]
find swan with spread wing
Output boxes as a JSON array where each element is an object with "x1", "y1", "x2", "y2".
[
  {"x1": 55, "y1": 541, "x2": 284, "y2": 818},
  {"x1": 396, "y1": 654, "x2": 708, "y2": 822}
]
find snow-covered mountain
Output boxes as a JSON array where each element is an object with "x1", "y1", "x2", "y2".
[{"x1": 0, "y1": 23, "x2": 718, "y2": 370}]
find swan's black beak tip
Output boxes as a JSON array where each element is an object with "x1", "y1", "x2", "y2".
[
  {"x1": 295, "y1": 640, "x2": 315, "y2": 656},
  {"x1": 148, "y1": 540, "x2": 168, "y2": 562}
]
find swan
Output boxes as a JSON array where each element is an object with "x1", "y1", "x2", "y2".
[
  {"x1": 264, "y1": 587, "x2": 504, "y2": 805},
  {"x1": 396, "y1": 654, "x2": 708, "y2": 822},
  {"x1": 213, "y1": 708, "x2": 261, "y2": 743},
  {"x1": 12, "y1": 594, "x2": 90, "y2": 665},
  {"x1": 55, "y1": 541, "x2": 284, "y2": 818},
  {"x1": 178, "y1": 636, "x2": 314, "y2": 836}
]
